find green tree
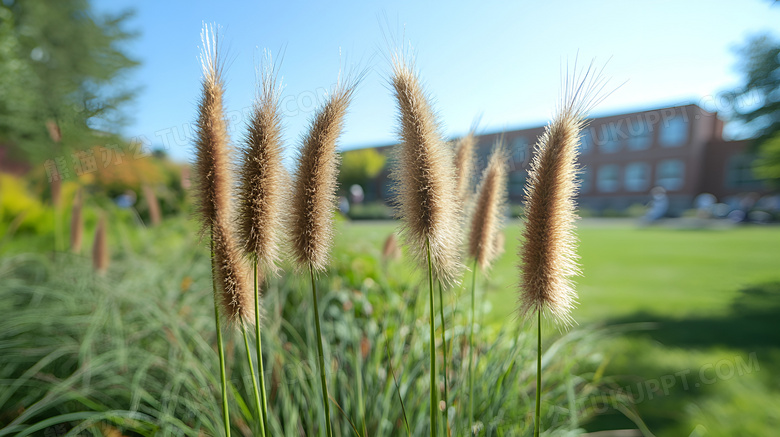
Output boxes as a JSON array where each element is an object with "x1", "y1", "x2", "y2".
[
  {"x1": 339, "y1": 148, "x2": 387, "y2": 192},
  {"x1": 0, "y1": 0, "x2": 138, "y2": 165},
  {"x1": 727, "y1": 34, "x2": 780, "y2": 185}
]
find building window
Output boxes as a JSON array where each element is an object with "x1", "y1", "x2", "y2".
[
  {"x1": 627, "y1": 118, "x2": 651, "y2": 150},
  {"x1": 579, "y1": 128, "x2": 592, "y2": 154},
  {"x1": 578, "y1": 166, "x2": 592, "y2": 194},
  {"x1": 624, "y1": 162, "x2": 650, "y2": 192},
  {"x1": 509, "y1": 170, "x2": 526, "y2": 197},
  {"x1": 726, "y1": 154, "x2": 763, "y2": 189},
  {"x1": 511, "y1": 137, "x2": 528, "y2": 167},
  {"x1": 597, "y1": 164, "x2": 620, "y2": 193},
  {"x1": 655, "y1": 159, "x2": 685, "y2": 191},
  {"x1": 596, "y1": 124, "x2": 620, "y2": 154},
  {"x1": 659, "y1": 116, "x2": 687, "y2": 147}
]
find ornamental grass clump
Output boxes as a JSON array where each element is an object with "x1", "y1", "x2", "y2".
[
  {"x1": 466, "y1": 144, "x2": 509, "y2": 432},
  {"x1": 389, "y1": 52, "x2": 462, "y2": 437},
  {"x1": 519, "y1": 64, "x2": 608, "y2": 437},
  {"x1": 235, "y1": 53, "x2": 288, "y2": 437},
  {"x1": 290, "y1": 79, "x2": 356, "y2": 437}
]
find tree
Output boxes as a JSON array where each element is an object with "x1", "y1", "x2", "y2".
[
  {"x1": 0, "y1": 0, "x2": 138, "y2": 165},
  {"x1": 727, "y1": 34, "x2": 780, "y2": 185},
  {"x1": 339, "y1": 147, "x2": 387, "y2": 192}
]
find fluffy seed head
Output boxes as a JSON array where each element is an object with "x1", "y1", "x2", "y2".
[
  {"x1": 237, "y1": 54, "x2": 288, "y2": 273},
  {"x1": 193, "y1": 24, "x2": 231, "y2": 237},
  {"x1": 519, "y1": 63, "x2": 608, "y2": 327},
  {"x1": 390, "y1": 55, "x2": 462, "y2": 286},
  {"x1": 213, "y1": 219, "x2": 255, "y2": 325},
  {"x1": 70, "y1": 188, "x2": 83, "y2": 253},
  {"x1": 468, "y1": 145, "x2": 508, "y2": 272},
  {"x1": 382, "y1": 232, "x2": 402, "y2": 262},
  {"x1": 92, "y1": 213, "x2": 108, "y2": 274},
  {"x1": 453, "y1": 132, "x2": 477, "y2": 204},
  {"x1": 290, "y1": 83, "x2": 355, "y2": 271}
]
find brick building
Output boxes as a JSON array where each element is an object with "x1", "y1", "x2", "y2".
[{"x1": 348, "y1": 103, "x2": 771, "y2": 214}]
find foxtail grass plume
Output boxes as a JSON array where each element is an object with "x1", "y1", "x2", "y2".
[
  {"x1": 193, "y1": 24, "x2": 253, "y2": 325},
  {"x1": 92, "y1": 213, "x2": 108, "y2": 274},
  {"x1": 143, "y1": 184, "x2": 162, "y2": 226},
  {"x1": 390, "y1": 55, "x2": 462, "y2": 286},
  {"x1": 70, "y1": 188, "x2": 83, "y2": 253},
  {"x1": 290, "y1": 82, "x2": 355, "y2": 271},
  {"x1": 213, "y1": 219, "x2": 255, "y2": 325},
  {"x1": 237, "y1": 54, "x2": 288, "y2": 272},
  {"x1": 382, "y1": 232, "x2": 402, "y2": 262},
  {"x1": 453, "y1": 132, "x2": 477, "y2": 204},
  {"x1": 468, "y1": 145, "x2": 508, "y2": 272},
  {"x1": 519, "y1": 64, "x2": 608, "y2": 327},
  {"x1": 193, "y1": 24, "x2": 231, "y2": 237}
]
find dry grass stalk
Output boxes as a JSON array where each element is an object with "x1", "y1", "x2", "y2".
[
  {"x1": 194, "y1": 25, "x2": 253, "y2": 326},
  {"x1": 390, "y1": 55, "x2": 462, "y2": 286},
  {"x1": 519, "y1": 65, "x2": 608, "y2": 327},
  {"x1": 468, "y1": 145, "x2": 508, "y2": 272},
  {"x1": 143, "y1": 184, "x2": 162, "y2": 226},
  {"x1": 381, "y1": 232, "x2": 402, "y2": 262},
  {"x1": 237, "y1": 54, "x2": 288, "y2": 273},
  {"x1": 92, "y1": 213, "x2": 108, "y2": 274},
  {"x1": 453, "y1": 132, "x2": 477, "y2": 204},
  {"x1": 193, "y1": 25, "x2": 231, "y2": 238},
  {"x1": 290, "y1": 82, "x2": 355, "y2": 271},
  {"x1": 213, "y1": 219, "x2": 255, "y2": 325},
  {"x1": 70, "y1": 188, "x2": 83, "y2": 253}
]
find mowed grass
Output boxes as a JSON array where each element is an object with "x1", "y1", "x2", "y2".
[
  {"x1": 337, "y1": 218, "x2": 780, "y2": 436},
  {"x1": 338, "y1": 219, "x2": 780, "y2": 325}
]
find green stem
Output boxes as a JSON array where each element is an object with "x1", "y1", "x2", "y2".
[
  {"x1": 254, "y1": 261, "x2": 269, "y2": 436},
  {"x1": 210, "y1": 236, "x2": 230, "y2": 437},
  {"x1": 242, "y1": 325, "x2": 264, "y2": 436},
  {"x1": 534, "y1": 309, "x2": 542, "y2": 437},
  {"x1": 438, "y1": 280, "x2": 448, "y2": 436},
  {"x1": 426, "y1": 238, "x2": 438, "y2": 437},
  {"x1": 310, "y1": 265, "x2": 333, "y2": 437},
  {"x1": 469, "y1": 259, "x2": 477, "y2": 436}
]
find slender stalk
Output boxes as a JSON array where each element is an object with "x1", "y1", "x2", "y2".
[
  {"x1": 242, "y1": 324, "x2": 264, "y2": 437},
  {"x1": 211, "y1": 237, "x2": 231, "y2": 437},
  {"x1": 468, "y1": 259, "x2": 477, "y2": 435},
  {"x1": 534, "y1": 309, "x2": 542, "y2": 437},
  {"x1": 437, "y1": 280, "x2": 449, "y2": 436},
  {"x1": 425, "y1": 238, "x2": 438, "y2": 437},
  {"x1": 254, "y1": 261, "x2": 269, "y2": 436},
  {"x1": 310, "y1": 265, "x2": 333, "y2": 437}
]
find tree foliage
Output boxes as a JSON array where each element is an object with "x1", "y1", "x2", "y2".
[
  {"x1": 727, "y1": 34, "x2": 780, "y2": 184},
  {"x1": 338, "y1": 147, "x2": 387, "y2": 190},
  {"x1": 0, "y1": 0, "x2": 138, "y2": 165}
]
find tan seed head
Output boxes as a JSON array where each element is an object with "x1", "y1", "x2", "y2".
[
  {"x1": 468, "y1": 144, "x2": 509, "y2": 272},
  {"x1": 390, "y1": 55, "x2": 462, "y2": 286}
]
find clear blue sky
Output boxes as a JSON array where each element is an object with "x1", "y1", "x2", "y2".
[{"x1": 92, "y1": 0, "x2": 780, "y2": 163}]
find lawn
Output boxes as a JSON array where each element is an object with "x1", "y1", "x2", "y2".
[{"x1": 338, "y1": 218, "x2": 780, "y2": 436}]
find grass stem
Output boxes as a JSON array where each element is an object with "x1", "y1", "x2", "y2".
[
  {"x1": 241, "y1": 324, "x2": 264, "y2": 436},
  {"x1": 211, "y1": 235, "x2": 230, "y2": 437},
  {"x1": 535, "y1": 309, "x2": 542, "y2": 437},
  {"x1": 438, "y1": 280, "x2": 449, "y2": 436},
  {"x1": 426, "y1": 238, "x2": 438, "y2": 437},
  {"x1": 310, "y1": 264, "x2": 333, "y2": 437},
  {"x1": 254, "y1": 261, "x2": 269, "y2": 436},
  {"x1": 469, "y1": 259, "x2": 477, "y2": 435}
]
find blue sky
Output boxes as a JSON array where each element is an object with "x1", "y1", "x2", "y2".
[{"x1": 92, "y1": 0, "x2": 780, "y2": 163}]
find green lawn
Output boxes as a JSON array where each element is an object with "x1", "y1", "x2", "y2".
[{"x1": 337, "y1": 218, "x2": 780, "y2": 436}]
